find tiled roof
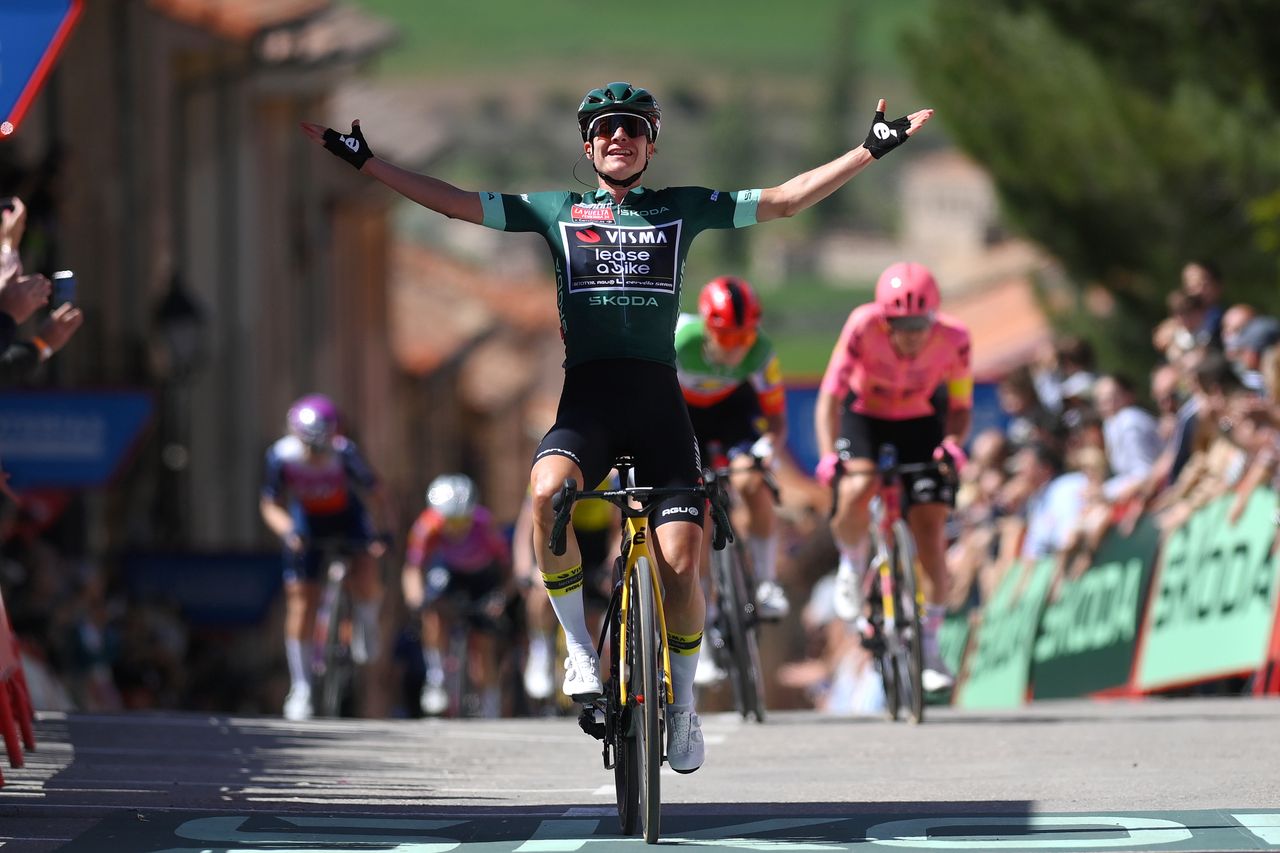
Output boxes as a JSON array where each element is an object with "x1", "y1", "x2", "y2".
[
  {"x1": 948, "y1": 275, "x2": 1052, "y2": 380},
  {"x1": 390, "y1": 242, "x2": 558, "y2": 377},
  {"x1": 149, "y1": 0, "x2": 327, "y2": 40}
]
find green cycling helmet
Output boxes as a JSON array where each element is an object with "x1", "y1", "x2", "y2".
[{"x1": 577, "y1": 82, "x2": 662, "y2": 142}]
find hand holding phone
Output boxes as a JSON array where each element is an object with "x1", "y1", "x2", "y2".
[{"x1": 52, "y1": 270, "x2": 76, "y2": 305}]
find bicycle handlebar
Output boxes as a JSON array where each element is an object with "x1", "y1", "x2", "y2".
[{"x1": 548, "y1": 478, "x2": 735, "y2": 556}]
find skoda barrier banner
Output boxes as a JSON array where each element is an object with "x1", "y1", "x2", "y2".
[
  {"x1": 1030, "y1": 514, "x2": 1161, "y2": 699},
  {"x1": 1135, "y1": 487, "x2": 1280, "y2": 691},
  {"x1": 954, "y1": 556, "x2": 1055, "y2": 709}
]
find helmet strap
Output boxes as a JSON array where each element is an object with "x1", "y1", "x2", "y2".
[{"x1": 591, "y1": 146, "x2": 651, "y2": 189}]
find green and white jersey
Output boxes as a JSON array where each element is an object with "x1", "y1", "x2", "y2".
[
  {"x1": 674, "y1": 314, "x2": 786, "y2": 414},
  {"x1": 478, "y1": 186, "x2": 761, "y2": 368}
]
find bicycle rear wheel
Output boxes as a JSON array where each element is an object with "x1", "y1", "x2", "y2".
[
  {"x1": 612, "y1": 578, "x2": 640, "y2": 836},
  {"x1": 890, "y1": 519, "x2": 924, "y2": 724},
  {"x1": 634, "y1": 556, "x2": 662, "y2": 844},
  {"x1": 712, "y1": 543, "x2": 766, "y2": 723}
]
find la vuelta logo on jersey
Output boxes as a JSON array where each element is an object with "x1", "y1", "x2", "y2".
[
  {"x1": 571, "y1": 204, "x2": 615, "y2": 223},
  {"x1": 560, "y1": 220, "x2": 682, "y2": 295}
]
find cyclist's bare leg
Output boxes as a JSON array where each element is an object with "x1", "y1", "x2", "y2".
[
  {"x1": 349, "y1": 552, "x2": 384, "y2": 664},
  {"x1": 421, "y1": 605, "x2": 447, "y2": 682},
  {"x1": 907, "y1": 502, "x2": 953, "y2": 680},
  {"x1": 830, "y1": 459, "x2": 876, "y2": 559},
  {"x1": 529, "y1": 455, "x2": 597, "y2": 658},
  {"x1": 652, "y1": 519, "x2": 705, "y2": 708},
  {"x1": 733, "y1": 465, "x2": 780, "y2": 584},
  {"x1": 830, "y1": 460, "x2": 876, "y2": 620},
  {"x1": 905, "y1": 503, "x2": 951, "y2": 607},
  {"x1": 469, "y1": 629, "x2": 500, "y2": 717},
  {"x1": 283, "y1": 579, "x2": 320, "y2": 699}
]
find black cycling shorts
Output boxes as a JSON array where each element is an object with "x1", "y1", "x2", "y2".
[
  {"x1": 535, "y1": 359, "x2": 704, "y2": 529},
  {"x1": 839, "y1": 401, "x2": 954, "y2": 510},
  {"x1": 686, "y1": 382, "x2": 764, "y2": 461}
]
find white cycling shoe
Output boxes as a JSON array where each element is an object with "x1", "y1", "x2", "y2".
[
  {"x1": 421, "y1": 670, "x2": 448, "y2": 715},
  {"x1": 283, "y1": 683, "x2": 312, "y2": 722},
  {"x1": 755, "y1": 580, "x2": 790, "y2": 621},
  {"x1": 832, "y1": 566, "x2": 864, "y2": 622},
  {"x1": 666, "y1": 704, "x2": 705, "y2": 774},
  {"x1": 922, "y1": 633, "x2": 956, "y2": 693},
  {"x1": 562, "y1": 649, "x2": 603, "y2": 702}
]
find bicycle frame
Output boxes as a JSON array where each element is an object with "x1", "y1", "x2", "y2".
[{"x1": 616, "y1": 516, "x2": 673, "y2": 706}]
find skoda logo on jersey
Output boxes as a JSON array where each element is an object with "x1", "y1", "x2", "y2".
[{"x1": 873, "y1": 122, "x2": 899, "y2": 141}]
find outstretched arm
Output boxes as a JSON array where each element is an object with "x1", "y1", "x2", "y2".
[
  {"x1": 756, "y1": 99, "x2": 932, "y2": 223},
  {"x1": 301, "y1": 120, "x2": 484, "y2": 224}
]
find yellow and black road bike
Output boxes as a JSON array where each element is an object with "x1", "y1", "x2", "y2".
[{"x1": 548, "y1": 455, "x2": 733, "y2": 845}]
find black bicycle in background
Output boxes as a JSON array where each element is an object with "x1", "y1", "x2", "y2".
[{"x1": 701, "y1": 443, "x2": 779, "y2": 723}]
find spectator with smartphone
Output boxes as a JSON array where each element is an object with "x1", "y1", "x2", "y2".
[{"x1": 0, "y1": 195, "x2": 84, "y2": 383}]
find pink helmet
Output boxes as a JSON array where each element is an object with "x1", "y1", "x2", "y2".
[{"x1": 875, "y1": 262, "x2": 939, "y2": 318}]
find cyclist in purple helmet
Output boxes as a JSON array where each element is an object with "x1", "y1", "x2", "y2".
[{"x1": 260, "y1": 393, "x2": 393, "y2": 721}]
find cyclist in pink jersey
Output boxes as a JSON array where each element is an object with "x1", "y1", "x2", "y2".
[
  {"x1": 814, "y1": 262, "x2": 972, "y2": 692},
  {"x1": 402, "y1": 474, "x2": 513, "y2": 717}
]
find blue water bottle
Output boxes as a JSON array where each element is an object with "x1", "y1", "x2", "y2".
[{"x1": 877, "y1": 443, "x2": 897, "y2": 474}]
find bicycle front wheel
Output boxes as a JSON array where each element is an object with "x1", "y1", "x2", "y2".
[
  {"x1": 634, "y1": 556, "x2": 662, "y2": 844},
  {"x1": 316, "y1": 575, "x2": 354, "y2": 718},
  {"x1": 613, "y1": 577, "x2": 640, "y2": 836},
  {"x1": 712, "y1": 543, "x2": 766, "y2": 723},
  {"x1": 890, "y1": 519, "x2": 924, "y2": 724}
]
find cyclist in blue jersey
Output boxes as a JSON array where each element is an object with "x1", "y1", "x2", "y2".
[
  {"x1": 304, "y1": 84, "x2": 931, "y2": 771},
  {"x1": 260, "y1": 394, "x2": 392, "y2": 721}
]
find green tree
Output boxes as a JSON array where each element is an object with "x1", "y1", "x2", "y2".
[{"x1": 901, "y1": 0, "x2": 1280, "y2": 369}]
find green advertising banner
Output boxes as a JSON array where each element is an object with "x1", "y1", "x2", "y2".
[
  {"x1": 1136, "y1": 488, "x2": 1280, "y2": 691},
  {"x1": 1030, "y1": 515, "x2": 1161, "y2": 699},
  {"x1": 955, "y1": 556, "x2": 1056, "y2": 709}
]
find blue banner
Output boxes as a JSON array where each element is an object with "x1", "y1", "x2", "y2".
[
  {"x1": 0, "y1": 1, "x2": 83, "y2": 136},
  {"x1": 123, "y1": 552, "x2": 283, "y2": 626},
  {"x1": 0, "y1": 391, "x2": 154, "y2": 489}
]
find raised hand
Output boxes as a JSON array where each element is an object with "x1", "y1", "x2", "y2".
[
  {"x1": 300, "y1": 119, "x2": 374, "y2": 170},
  {"x1": 863, "y1": 98, "x2": 933, "y2": 159}
]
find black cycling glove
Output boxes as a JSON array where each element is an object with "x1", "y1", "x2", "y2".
[
  {"x1": 863, "y1": 107, "x2": 913, "y2": 159},
  {"x1": 322, "y1": 122, "x2": 374, "y2": 171}
]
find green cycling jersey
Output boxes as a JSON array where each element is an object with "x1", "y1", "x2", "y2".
[{"x1": 479, "y1": 186, "x2": 761, "y2": 368}]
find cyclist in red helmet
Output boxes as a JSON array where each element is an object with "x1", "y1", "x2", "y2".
[
  {"x1": 305, "y1": 84, "x2": 932, "y2": 773},
  {"x1": 677, "y1": 277, "x2": 789, "y2": 625},
  {"x1": 814, "y1": 262, "x2": 973, "y2": 692}
]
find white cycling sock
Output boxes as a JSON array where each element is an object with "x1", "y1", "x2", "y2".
[
  {"x1": 835, "y1": 538, "x2": 869, "y2": 579},
  {"x1": 541, "y1": 565, "x2": 596, "y2": 657},
  {"x1": 285, "y1": 638, "x2": 307, "y2": 689},
  {"x1": 748, "y1": 533, "x2": 779, "y2": 583},
  {"x1": 354, "y1": 601, "x2": 380, "y2": 642},
  {"x1": 423, "y1": 648, "x2": 444, "y2": 684},
  {"x1": 924, "y1": 603, "x2": 947, "y2": 637},
  {"x1": 668, "y1": 630, "x2": 702, "y2": 707}
]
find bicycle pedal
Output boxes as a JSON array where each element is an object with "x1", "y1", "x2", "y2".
[{"x1": 577, "y1": 705, "x2": 606, "y2": 741}]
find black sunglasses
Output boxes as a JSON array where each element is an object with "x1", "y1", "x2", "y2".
[
  {"x1": 589, "y1": 113, "x2": 653, "y2": 140},
  {"x1": 887, "y1": 314, "x2": 934, "y2": 332}
]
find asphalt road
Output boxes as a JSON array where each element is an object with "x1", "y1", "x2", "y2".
[{"x1": 1, "y1": 698, "x2": 1277, "y2": 851}]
